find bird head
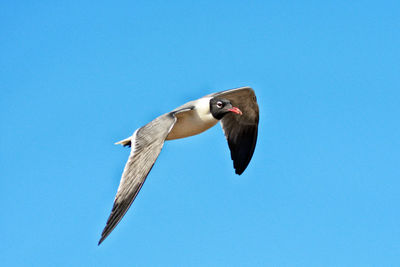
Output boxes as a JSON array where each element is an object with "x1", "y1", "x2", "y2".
[{"x1": 210, "y1": 98, "x2": 242, "y2": 120}]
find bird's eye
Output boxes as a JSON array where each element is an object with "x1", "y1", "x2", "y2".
[{"x1": 216, "y1": 101, "x2": 223, "y2": 108}]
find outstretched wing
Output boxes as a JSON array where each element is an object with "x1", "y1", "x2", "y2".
[
  {"x1": 210, "y1": 87, "x2": 259, "y2": 175},
  {"x1": 98, "y1": 113, "x2": 177, "y2": 245}
]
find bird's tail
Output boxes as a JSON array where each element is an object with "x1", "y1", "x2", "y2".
[{"x1": 115, "y1": 137, "x2": 132, "y2": 147}]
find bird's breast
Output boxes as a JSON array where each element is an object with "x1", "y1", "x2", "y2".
[{"x1": 166, "y1": 98, "x2": 218, "y2": 140}]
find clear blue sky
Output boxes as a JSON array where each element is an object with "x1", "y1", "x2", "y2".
[{"x1": 1, "y1": 1, "x2": 399, "y2": 266}]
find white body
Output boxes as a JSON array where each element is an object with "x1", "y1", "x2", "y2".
[{"x1": 166, "y1": 97, "x2": 218, "y2": 140}]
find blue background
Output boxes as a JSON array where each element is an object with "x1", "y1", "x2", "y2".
[{"x1": 1, "y1": 1, "x2": 399, "y2": 266}]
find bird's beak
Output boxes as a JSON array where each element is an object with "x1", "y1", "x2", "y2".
[{"x1": 228, "y1": 107, "x2": 243, "y2": 115}]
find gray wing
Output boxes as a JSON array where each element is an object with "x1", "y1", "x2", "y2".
[
  {"x1": 98, "y1": 113, "x2": 177, "y2": 245},
  {"x1": 211, "y1": 87, "x2": 259, "y2": 175}
]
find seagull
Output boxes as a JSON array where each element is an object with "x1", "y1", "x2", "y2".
[{"x1": 98, "y1": 86, "x2": 259, "y2": 245}]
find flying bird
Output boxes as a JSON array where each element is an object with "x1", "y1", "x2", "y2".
[{"x1": 98, "y1": 86, "x2": 259, "y2": 245}]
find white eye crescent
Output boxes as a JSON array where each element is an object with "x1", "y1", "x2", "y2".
[{"x1": 216, "y1": 101, "x2": 223, "y2": 108}]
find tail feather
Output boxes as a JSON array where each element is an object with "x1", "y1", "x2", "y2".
[{"x1": 115, "y1": 137, "x2": 132, "y2": 147}]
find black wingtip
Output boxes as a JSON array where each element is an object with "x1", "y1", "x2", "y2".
[
  {"x1": 235, "y1": 169, "x2": 244, "y2": 175},
  {"x1": 228, "y1": 124, "x2": 258, "y2": 176},
  {"x1": 98, "y1": 232, "x2": 108, "y2": 245}
]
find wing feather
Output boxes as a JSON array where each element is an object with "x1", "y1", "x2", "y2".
[
  {"x1": 215, "y1": 87, "x2": 259, "y2": 174},
  {"x1": 98, "y1": 113, "x2": 177, "y2": 245}
]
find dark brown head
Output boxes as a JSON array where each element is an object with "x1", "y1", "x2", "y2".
[{"x1": 210, "y1": 98, "x2": 242, "y2": 120}]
